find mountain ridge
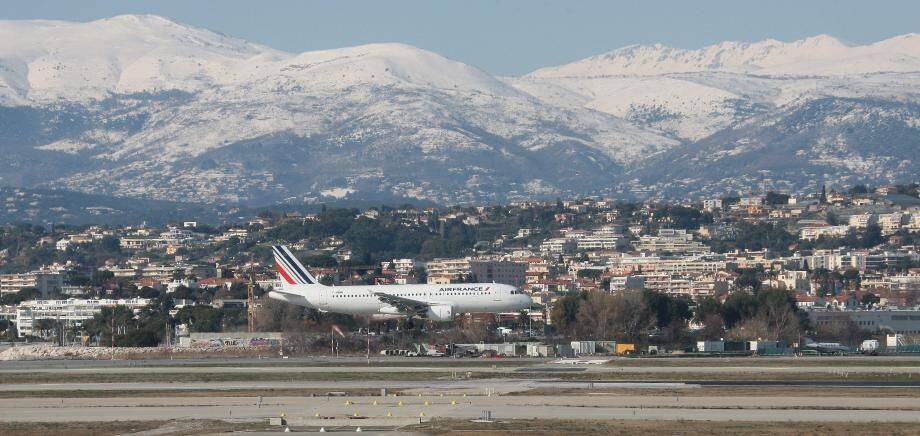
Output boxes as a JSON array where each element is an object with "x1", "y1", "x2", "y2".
[
  {"x1": 0, "y1": 15, "x2": 918, "y2": 204},
  {"x1": 529, "y1": 33, "x2": 920, "y2": 78}
]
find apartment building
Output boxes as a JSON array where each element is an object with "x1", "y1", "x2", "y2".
[
  {"x1": 391, "y1": 258, "x2": 416, "y2": 274},
  {"x1": 425, "y1": 258, "x2": 471, "y2": 283},
  {"x1": 878, "y1": 213, "x2": 907, "y2": 235},
  {"x1": 539, "y1": 237, "x2": 578, "y2": 255},
  {"x1": 15, "y1": 298, "x2": 151, "y2": 337},
  {"x1": 469, "y1": 260, "x2": 528, "y2": 287},
  {"x1": 848, "y1": 213, "x2": 877, "y2": 229},
  {"x1": 634, "y1": 229, "x2": 710, "y2": 255},
  {"x1": 0, "y1": 271, "x2": 64, "y2": 297},
  {"x1": 799, "y1": 225, "x2": 851, "y2": 241}
]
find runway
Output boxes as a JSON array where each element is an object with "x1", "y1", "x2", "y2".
[
  {"x1": 1, "y1": 362, "x2": 917, "y2": 374},
  {"x1": 1, "y1": 394, "x2": 918, "y2": 423},
  {"x1": 2, "y1": 356, "x2": 920, "y2": 429}
]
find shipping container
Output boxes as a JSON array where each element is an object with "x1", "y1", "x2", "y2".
[
  {"x1": 724, "y1": 341, "x2": 748, "y2": 352},
  {"x1": 571, "y1": 341, "x2": 596, "y2": 356},
  {"x1": 697, "y1": 340, "x2": 724, "y2": 353},
  {"x1": 596, "y1": 341, "x2": 618, "y2": 354}
]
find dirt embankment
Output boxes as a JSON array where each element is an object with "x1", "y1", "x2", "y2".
[{"x1": 0, "y1": 344, "x2": 276, "y2": 361}]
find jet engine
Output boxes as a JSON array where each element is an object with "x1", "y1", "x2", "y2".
[{"x1": 424, "y1": 304, "x2": 454, "y2": 322}]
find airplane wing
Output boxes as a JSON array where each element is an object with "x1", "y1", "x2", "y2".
[{"x1": 373, "y1": 292, "x2": 430, "y2": 316}]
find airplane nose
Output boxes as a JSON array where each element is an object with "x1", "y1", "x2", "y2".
[{"x1": 521, "y1": 294, "x2": 533, "y2": 307}]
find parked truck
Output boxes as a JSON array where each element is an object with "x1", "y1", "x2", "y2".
[{"x1": 859, "y1": 339, "x2": 880, "y2": 355}]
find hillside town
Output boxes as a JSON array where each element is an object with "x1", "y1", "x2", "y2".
[{"x1": 1, "y1": 183, "x2": 919, "y2": 355}]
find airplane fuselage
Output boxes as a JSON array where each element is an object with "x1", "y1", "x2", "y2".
[{"x1": 268, "y1": 282, "x2": 531, "y2": 317}]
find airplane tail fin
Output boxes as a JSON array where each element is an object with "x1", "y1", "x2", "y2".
[{"x1": 272, "y1": 245, "x2": 322, "y2": 286}]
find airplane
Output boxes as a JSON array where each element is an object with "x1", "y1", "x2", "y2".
[
  {"x1": 266, "y1": 245, "x2": 533, "y2": 323},
  {"x1": 804, "y1": 340, "x2": 851, "y2": 355}
]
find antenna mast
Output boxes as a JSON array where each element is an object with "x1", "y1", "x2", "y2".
[{"x1": 247, "y1": 273, "x2": 256, "y2": 333}]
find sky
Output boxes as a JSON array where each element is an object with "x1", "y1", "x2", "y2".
[{"x1": 3, "y1": 0, "x2": 919, "y2": 75}]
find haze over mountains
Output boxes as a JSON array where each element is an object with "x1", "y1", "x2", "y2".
[{"x1": 1, "y1": 15, "x2": 918, "y2": 206}]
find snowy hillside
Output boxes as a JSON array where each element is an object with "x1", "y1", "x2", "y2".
[
  {"x1": 0, "y1": 15, "x2": 286, "y2": 104},
  {"x1": 0, "y1": 16, "x2": 918, "y2": 204},
  {"x1": 630, "y1": 97, "x2": 920, "y2": 198},
  {"x1": 511, "y1": 35, "x2": 920, "y2": 141},
  {"x1": 0, "y1": 15, "x2": 675, "y2": 204},
  {"x1": 529, "y1": 34, "x2": 920, "y2": 78}
]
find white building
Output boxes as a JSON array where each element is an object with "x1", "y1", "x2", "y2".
[
  {"x1": 214, "y1": 228, "x2": 249, "y2": 242},
  {"x1": 634, "y1": 229, "x2": 710, "y2": 255},
  {"x1": 120, "y1": 237, "x2": 165, "y2": 251},
  {"x1": 516, "y1": 228, "x2": 537, "y2": 239},
  {"x1": 848, "y1": 214, "x2": 877, "y2": 229},
  {"x1": 15, "y1": 298, "x2": 151, "y2": 337},
  {"x1": 878, "y1": 213, "x2": 907, "y2": 235},
  {"x1": 425, "y1": 258, "x2": 471, "y2": 280},
  {"x1": 387, "y1": 259, "x2": 418, "y2": 274},
  {"x1": 702, "y1": 199, "x2": 722, "y2": 211},
  {"x1": 160, "y1": 227, "x2": 195, "y2": 245},
  {"x1": 799, "y1": 225, "x2": 851, "y2": 241},
  {"x1": 539, "y1": 237, "x2": 577, "y2": 255}
]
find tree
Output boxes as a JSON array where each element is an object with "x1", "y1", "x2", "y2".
[
  {"x1": 118, "y1": 328, "x2": 159, "y2": 347},
  {"x1": 255, "y1": 298, "x2": 306, "y2": 332},
  {"x1": 861, "y1": 293, "x2": 880, "y2": 308},
  {"x1": 756, "y1": 288, "x2": 802, "y2": 342},
  {"x1": 643, "y1": 291, "x2": 691, "y2": 329},
  {"x1": 577, "y1": 290, "x2": 655, "y2": 342},
  {"x1": 861, "y1": 224, "x2": 883, "y2": 248},
  {"x1": 174, "y1": 306, "x2": 224, "y2": 332},
  {"x1": 0, "y1": 287, "x2": 40, "y2": 306},
  {"x1": 0, "y1": 322, "x2": 16, "y2": 341},
  {"x1": 576, "y1": 292, "x2": 618, "y2": 340},
  {"x1": 764, "y1": 191, "x2": 790, "y2": 205},
  {"x1": 842, "y1": 269, "x2": 861, "y2": 290},
  {"x1": 576, "y1": 269, "x2": 602, "y2": 282},
  {"x1": 652, "y1": 205, "x2": 712, "y2": 230},
  {"x1": 710, "y1": 222, "x2": 796, "y2": 255},
  {"x1": 516, "y1": 310, "x2": 530, "y2": 331},
  {"x1": 34, "y1": 319, "x2": 56, "y2": 338},
  {"x1": 84, "y1": 306, "x2": 136, "y2": 346},
  {"x1": 724, "y1": 288, "x2": 803, "y2": 342},
  {"x1": 721, "y1": 291, "x2": 758, "y2": 329},
  {"x1": 137, "y1": 286, "x2": 162, "y2": 299},
  {"x1": 90, "y1": 270, "x2": 115, "y2": 287},
  {"x1": 733, "y1": 269, "x2": 762, "y2": 294},
  {"x1": 694, "y1": 296, "x2": 725, "y2": 340},
  {"x1": 549, "y1": 293, "x2": 584, "y2": 337}
]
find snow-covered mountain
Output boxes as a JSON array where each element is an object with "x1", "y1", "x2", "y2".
[
  {"x1": 0, "y1": 15, "x2": 676, "y2": 204},
  {"x1": 0, "y1": 15, "x2": 287, "y2": 105},
  {"x1": 511, "y1": 35, "x2": 920, "y2": 141},
  {"x1": 0, "y1": 15, "x2": 918, "y2": 205},
  {"x1": 529, "y1": 34, "x2": 920, "y2": 77},
  {"x1": 629, "y1": 97, "x2": 920, "y2": 198}
]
